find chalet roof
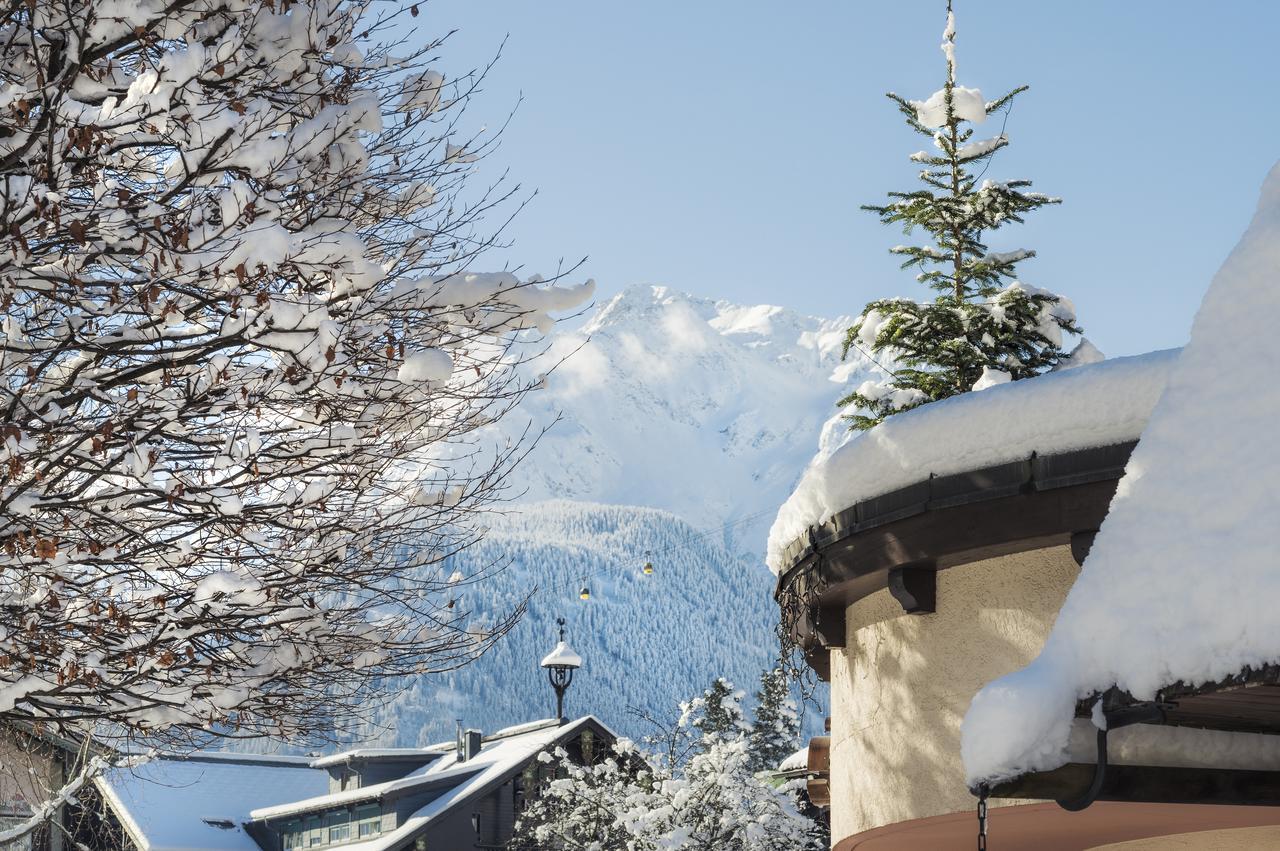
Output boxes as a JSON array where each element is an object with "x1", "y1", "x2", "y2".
[
  {"x1": 95, "y1": 753, "x2": 328, "y2": 851},
  {"x1": 248, "y1": 715, "x2": 615, "y2": 851},
  {"x1": 961, "y1": 161, "x2": 1280, "y2": 788}
]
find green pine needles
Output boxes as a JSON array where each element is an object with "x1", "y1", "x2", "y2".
[{"x1": 840, "y1": 3, "x2": 1081, "y2": 431}]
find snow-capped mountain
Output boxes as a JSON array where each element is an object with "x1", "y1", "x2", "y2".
[
  {"x1": 364, "y1": 286, "x2": 868, "y2": 746},
  {"x1": 505, "y1": 285, "x2": 860, "y2": 555}
]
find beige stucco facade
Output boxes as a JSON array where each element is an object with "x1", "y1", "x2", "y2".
[
  {"x1": 825, "y1": 543, "x2": 1280, "y2": 849},
  {"x1": 827, "y1": 544, "x2": 1081, "y2": 841}
]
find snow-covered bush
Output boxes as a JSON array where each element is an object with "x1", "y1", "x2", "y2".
[
  {"x1": 509, "y1": 678, "x2": 821, "y2": 850},
  {"x1": 839, "y1": 5, "x2": 1079, "y2": 430},
  {"x1": 0, "y1": 0, "x2": 589, "y2": 833}
]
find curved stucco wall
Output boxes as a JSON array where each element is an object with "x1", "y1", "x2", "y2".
[
  {"x1": 828, "y1": 544, "x2": 1080, "y2": 842},
  {"x1": 828, "y1": 543, "x2": 1280, "y2": 846}
]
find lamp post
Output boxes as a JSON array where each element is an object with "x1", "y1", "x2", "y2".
[{"x1": 540, "y1": 617, "x2": 582, "y2": 723}]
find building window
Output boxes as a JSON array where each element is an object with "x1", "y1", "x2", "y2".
[
  {"x1": 279, "y1": 804, "x2": 381, "y2": 850},
  {"x1": 306, "y1": 814, "x2": 324, "y2": 847},
  {"x1": 355, "y1": 802, "x2": 382, "y2": 838}
]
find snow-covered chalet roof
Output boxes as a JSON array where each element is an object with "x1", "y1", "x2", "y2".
[
  {"x1": 249, "y1": 716, "x2": 615, "y2": 851},
  {"x1": 96, "y1": 753, "x2": 327, "y2": 851},
  {"x1": 766, "y1": 347, "x2": 1179, "y2": 573},
  {"x1": 540, "y1": 640, "x2": 583, "y2": 668},
  {"x1": 961, "y1": 162, "x2": 1280, "y2": 786}
]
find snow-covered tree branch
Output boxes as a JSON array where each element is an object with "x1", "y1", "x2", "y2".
[{"x1": 0, "y1": 0, "x2": 591, "y2": 807}]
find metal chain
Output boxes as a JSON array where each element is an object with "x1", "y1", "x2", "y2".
[{"x1": 977, "y1": 785, "x2": 989, "y2": 851}]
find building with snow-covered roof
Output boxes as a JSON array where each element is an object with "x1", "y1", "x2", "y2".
[
  {"x1": 76, "y1": 624, "x2": 615, "y2": 850},
  {"x1": 769, "y1": 165, "x2": 1280, "y2": 849},
  {"x1": 89, "y1": 716, "x2": 616, "y2": 851}
]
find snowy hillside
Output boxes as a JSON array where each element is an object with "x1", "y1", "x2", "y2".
[
  {"x1": 358, "y1": 501, "x2": 779, "y2": 746},
  {"x1": 368, "y1": 286, "x2": 868, "y2": 745}
]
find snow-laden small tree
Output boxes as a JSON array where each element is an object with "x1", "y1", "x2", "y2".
[
  {"x1": 0, "y1": 0, "x2": 589, "y2": 837},
  {"x1": 681, "y1": 676, "x2": 747, "y2": 746},
  {"x1": 509, "y1": 697, "x2": 823, "y2": 850},
  {"x1": 839, "y1": 2, "x2": 1080, "y2": 430},
  {"x1": 748, "y1": 666, "x2": 800, "y2": 774}
]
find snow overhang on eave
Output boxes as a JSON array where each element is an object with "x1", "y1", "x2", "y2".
[
  {"x1": 984, "y1": 667, "x2": 1280, "y2": 810},
  {"x1": 309, "y1": 749, "x2": 439, "y2": 769},
  {"x1": 960, "y1": 160, "x2": 1280, "y2": 809},
  {"x1": 247, "y1": 763, "x2": 484, "y2": 823}
]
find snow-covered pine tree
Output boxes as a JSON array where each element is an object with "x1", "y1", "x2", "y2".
[
  {"x1": 748, "y1": 666, "x2": 801, "y2": 774},
  {"x1": 683, "y1": 677, "x2": 747, "y2": 745},
  {"x1": 839, "y1": 2, "x2": 1081, "y2": 430}
]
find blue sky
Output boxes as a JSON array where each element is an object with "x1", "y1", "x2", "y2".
[{"x1": 421, "y1": 2, "x2": 1280, "y2": 357}]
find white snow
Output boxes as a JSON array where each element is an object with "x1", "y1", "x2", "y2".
[
  {"x1": 910, "y1": 86, "x2": 986, "y2": 128},
  {"x1": 539, "y1": 640, "x2": 582, "y2": 669},
  {"x1": 956, "y1": 134, "x2": 1007, "y2": 161},
  {"x1": 397, "y1": 348, "x2": 453, "y2": 383},
  {"x1": 970, "y1": 366, "x2": 1011, "y2": 391},
  {"x1": 961, "y1": 162, "x2": 1280, "y2": 786},
  {"x1": 496, "y1": 285, "x2": 865, "y2": 557},
  {"x1": 942, "y1": 10, "x2": 957, "y2": 77},
  {"x1": 1053, "y1": 338, "x2": 1106, "y2": 372},
  {"x1": 308, "y1": 748, "x2": 440, "y2": 769},
  {"x1": 767, "y1": 349, "x2": 1179, "y2": 573}
]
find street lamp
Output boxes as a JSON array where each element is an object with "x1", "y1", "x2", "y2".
[{"x1": 540, "y1": 617, "x2": 582, "y2": 723}]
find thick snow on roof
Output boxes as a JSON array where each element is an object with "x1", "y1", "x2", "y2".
[
  {"x1": 540, "y1": 640, "x2": 582, "y2": 668},
  {"x1": 961, "y1": 162, "x2": 1280, "y2": 787},
  {"x1": 766, "y1": 349, "x2": 1178, "y2": 572},
  {"x1": 309, "y1": 748, "x2": 440, "y2": 768},
  {"x1": 97, "y1": 754, "x2": 328, "y2": 851}
]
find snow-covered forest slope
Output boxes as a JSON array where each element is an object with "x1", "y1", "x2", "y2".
[{"x1": 363, "y1": 286, "x2": 865, "y2": 745}]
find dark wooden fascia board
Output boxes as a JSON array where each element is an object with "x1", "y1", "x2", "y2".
[
  {"x1": 773, "y1": 442, "x2": 1137, "y2": 575},
  {"x1": 775, "y1": 443, "x2": 1138, "y2": 678},
  {"x1": 803, "y1": 481, "x2": 1118, "y2": 612}
]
